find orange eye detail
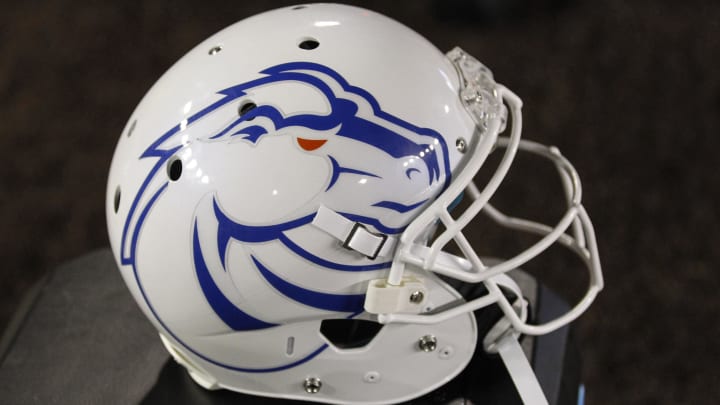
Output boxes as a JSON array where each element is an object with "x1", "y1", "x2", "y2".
[{"x1": 297, "y1": 138, "x2": 327, "y2": 151}]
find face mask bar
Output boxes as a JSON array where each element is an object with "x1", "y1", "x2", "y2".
[{"x1": 368, "y1": 48, "x2": 603, "y2": 336}]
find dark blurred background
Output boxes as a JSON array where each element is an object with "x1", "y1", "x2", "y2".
[{"x1": 1, "y1": 0, "x2": 718, "y2": 403}]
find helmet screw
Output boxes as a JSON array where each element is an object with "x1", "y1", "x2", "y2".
[
  {"x1": 303, "y1": 377, "x2": 322, "y2": 394},
  {"x1": 456, "y1": 138, "x2": 467, "y2": 153},
  {"x1": 409, "y1": 291, "x2": 424, "y2": 304},
  {"x1": 417, "y1": 335, "x2": 437, "y2": 352}
]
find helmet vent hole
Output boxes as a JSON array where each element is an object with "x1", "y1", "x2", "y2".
[
  {"x1": 167, "y1": 157, "x2": 183, "y2": 182},
  {"x1": 298, "y1": 38, "x2": 319, "y2": 50},
  {"x1": 113, "y1": 186, "x2": 121, "y2": 213},
  {"x1": 291, "y1": 5, "x2": 307, "y2": 10},
  {"x1": 208, "y1": 45, "x2": 222, "y2": 55},
  {"x1": 320, "y1": 319, "x2": 383, "y2": 349},
  {"x1": 238, "y1": 101, "x2": 257, "y2": 120},
  {"x1": 126, "y1": 119, "x2": 136, "y2": 138}
]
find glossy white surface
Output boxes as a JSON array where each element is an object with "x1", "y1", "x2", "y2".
[{"x1": 106, "y1": 3, "x2": 601, "y2": 404}]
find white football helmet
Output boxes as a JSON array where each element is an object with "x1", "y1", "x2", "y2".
[{"x1": 106, "y1": 3, "x2": 602, "y2": 404}]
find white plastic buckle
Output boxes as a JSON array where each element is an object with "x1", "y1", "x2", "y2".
[
  {"x1": 364, "y1": 277, "x2": 427, "y2": 314},
  {"x1": 312, "y1": 205, "x2": 397, "y2": 259},
  {"x1": 343, "y1": 222, "x2": 388, "y2": 260}
]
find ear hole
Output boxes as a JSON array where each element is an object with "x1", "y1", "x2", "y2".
[
  {"x1": 167, "y1": 157, "x2": 183, "y2": 181},
  {"x1": 298, "y1": 38, "x2": 319, "y2": 50},
  {"x1": 320, "y1": 319, "x2": 383, "y2": 349}
]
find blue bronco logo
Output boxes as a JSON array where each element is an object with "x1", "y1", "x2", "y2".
[{"x1": 120, "y1": 62, "x2": 451, "y2": 371}]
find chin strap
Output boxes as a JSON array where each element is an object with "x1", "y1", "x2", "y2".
[
  {"x1": 312, "y1": 205, "x2": 397, "y2": 259},
  {"x1": 496, "y1": 334, "x2": 549, "y2": 405},
  {"x1": 486, "y1": 274, "x2": 548, "y2": 405}
]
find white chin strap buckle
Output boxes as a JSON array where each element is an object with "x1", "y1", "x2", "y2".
[
  {"x1": 342, "y1": 222, "x2": 388, "y2": 260},
  {"x1": 313, "y1": 205, "x2": 397, "y2": 259}
]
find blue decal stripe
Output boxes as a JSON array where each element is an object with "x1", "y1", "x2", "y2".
[
  {"x1": 372, "y1": 199, "x2": 428, "y2": 213},
  {"x1": 211, "y1": 105, "x2": 285, "y2": 140},
  {"x1": 336, "y1": 117, "x2": 441, "y2": 185},
  {"x1": 142, "y1": 278, "x2": 326, "y2": 373},
  {"x1": 119, "y1": 61, "x2": 457, "y2": 374},
  {"x1": 125, "y1": 182, "x2": 169, "y2": 265},
  {"x1": 214, "y1": 198, "x2": 316, "y2": 243},
  {"x1": 232, "y1": 125, "x2": 268, "y2": 143},
  {"x1": 122, "y1": 90, "x2": 249, "y2": 263},
  {"x1": 260, "y1": 62, "x2": 452, "y2": 190},
  {"x1": 279, "y1": 234, "x2": 391, "y2": 272},
  {"x1": 121, "y1": 159, "x2": 177, "y2": 265},
  {"x1": 252, "y1": 256, "x2": 365, "y2": 313},
  {"x1": 339, "y1": 212, "x2": 406, "y2": 235},
  {"x1": 210, "y1": 115, "x2": 246, "y2": 139},
  {"x1": 193, "y1": 223, "x2": 277, "y2": 331},
  {"x1": 326, "y1": 156, "x2": 381, "y2": 191},
  {"x1": 405, "y1": 168, "x2": 421, "y2": 179},
  {"x1": 219, "y1": 65, "x2": 449, "y2": 189},
  {"x1": 141, "y1": 93, "x2": 246, "y2": 159},
  {"x1": 143, "y1": 281, "x2": 327, "y2": 372},
  {"x1": 127, "y1": 194, "x2": 325, "y2": 372}
]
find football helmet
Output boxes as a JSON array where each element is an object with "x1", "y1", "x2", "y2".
[{"x1": 106, "y1": 3, "x2": 602, "y2": 404}]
